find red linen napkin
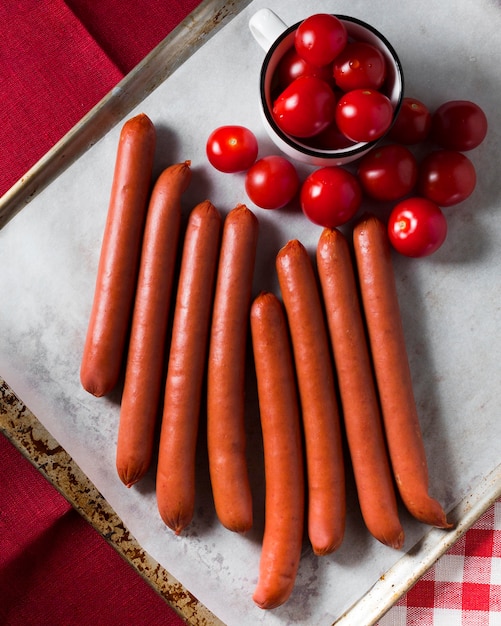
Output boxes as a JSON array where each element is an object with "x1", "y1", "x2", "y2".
[
  {"x1": 0, "y1": 0, "x2": 122, "y2": 198},
  {"x1": 65, "y1": 0, "x2": 204, "y2": 74},
  {"x1": 0, "y1": 433, "x2": 185, "y2": 626},
  {"x1": 0, "y1": 0, "x2": 201, "y2": 198}
]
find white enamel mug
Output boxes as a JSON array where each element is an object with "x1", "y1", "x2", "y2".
[{"x1": 249, "y1": 8, "x2": 404, "y2": 167}]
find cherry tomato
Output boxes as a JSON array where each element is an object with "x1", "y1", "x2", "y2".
[
  {"x1": 418, "y1": 150, "x2": 476, "y2": 207},
  {"x1": 300, "y1": 166, "x2": 362, "y2": 228},
  {"x1": 431, "y1": 100, "x2": 488, "y2": 151},
  {"x1": 357, "y1": 144, "x2": 418, "y2": 201},
  {"x1": 245, "y1": 155, "x2": 299, "y2": 210},
  {"x1": 206, "y1": 125, "x2": 258, "y2": 173},
  {"x1": 333, "y1": 42, "x2": 386, "y2": 91},
  {"x1": 309, "y1": 119, "x2": 357, "y2": 151},
  {"x1": 336, "y1": 89, "x2": 394, "y2": 143},
  {"x1": 388, "y1": 197, "x2": 447, "y2": 257},
  {"x1": 275, "y1": 46, "x2": 333, "y2": 91},
  {"x1": 388, "y1": 97, "x2": 431, "y2": 144},
  {"x1": 273, "y1": 76, "x2": 336, "y2": 138},
  {"x1": 294, "y1": 14, "x2": 347, "y2": 67}
]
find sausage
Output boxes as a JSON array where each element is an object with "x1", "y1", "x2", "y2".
[
  {"x1": 207, "y1": 204, "x2": 259, "y2": 533},
  {"x1": 316, "y1": 227, "x2": 404, "y2": 549},
  {"x1": 353, "y1": 214, "x2": 452, "y2": 529},
  {"x1": 276, "y1": 239, "x2": 345, "y2": 556},
  {"x1": 156, "y1": 200, "x2": 222, "y2": 534},
  {"x1": 80, "y1": 113, "x2": 156, "y2": 397},
  {"x1": 116, "y1": 161, "x2": 192, "y2": 488},
  {"x1": 250, "y1": 292, "x2": 304, "y2": 610}
]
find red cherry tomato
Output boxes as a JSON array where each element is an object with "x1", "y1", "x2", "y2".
[
  {"x1": 300, "y1": 166, "x2": 362, "y2": 228},
  {"x1": 388, "y1": 97, "x2": 432, "y2": 144},
  {"x1": 245, "y1": 155, "x2": 299, "y2": 210},
  {"x1": 309, "y1": 119, "x2": 357, "y2": 151},
  {"x1": 206, "y1": 125, "x2": 258, "y2": 173},
  {"x1": 275, "y1": 46, "x2": 333, "y2": 91},
  {"x1": 333, "y1": 42, "x2": 386, "y2": 91},
  {"x1": 388, "y1": 197, "x2": 447, "y2": 257},
  {"x1": 294, "y1": 13, "x2": 347, "y2": 67},
  {"x1": 418, "y1": 150, "x2": 476, "y2": 207},
  {"x1": 273, "y1": 76, "x2": 336, "y2": 138},
  {"x1": 336, "y1": 89, "x2": 394, "y2": 143},
  {"x1": 431, "y1": 100, "x2": 488, "y2": 151},
  {"x1": 357, "y1": 144, "x2": 418, "y2": 201}
]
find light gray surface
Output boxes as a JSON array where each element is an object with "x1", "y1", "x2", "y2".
[{"x1": 1, "y1": 1, "x2": 500, "y2": 624}]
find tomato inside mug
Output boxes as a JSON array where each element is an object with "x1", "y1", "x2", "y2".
[{"x1": 249, "y1": 9, "x2": 404, "y2": 167}]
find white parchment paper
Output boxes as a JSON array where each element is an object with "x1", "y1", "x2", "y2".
[{"x1": 1, "y1": 1, "x2": 500, "y2": 624}]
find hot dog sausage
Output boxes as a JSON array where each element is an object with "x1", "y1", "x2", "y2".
[
  {"x1": 353, "y1": 214, "x2": 451, "y2": 529},
  {"x1": 80, "y1": 113, "x2": 156, "y2": 397},
  {"x1": 250, "y1": 291, "x2": 304, "y2": 610},
  {"x1": 156, "y1": 200, "x2": 222, "y2": 534},
  {"x1": 317, "y1": 227, "x2": 404, "y2": 548},
  {"x1": 276, "y1": 239, "x2": 345, "y2": 556},
  {"x1": 207, "y1": 204, "x2": 258, "y2": 533},
  {"x1": 116, "y1": 161, "x2": 192, "y2": 488}
]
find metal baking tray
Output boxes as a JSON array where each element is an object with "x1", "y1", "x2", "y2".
[{"x1": 1, "y1": 0, "x2": 500, "y2": 624}]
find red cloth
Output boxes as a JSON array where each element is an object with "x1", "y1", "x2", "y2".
[
  {"x1": 0, "y1": 0, "x2": 201, "y2": 198},
  {"x1": 0, "y1": 434, "x2": 185, "y2": 626},
  {"x1": 65, "y1": 0, "x2": 203, "y2": 74}
]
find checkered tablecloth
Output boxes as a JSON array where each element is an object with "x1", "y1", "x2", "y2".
[{"x1": 379, "y1": 500, "x2": 501, "y2": 625}]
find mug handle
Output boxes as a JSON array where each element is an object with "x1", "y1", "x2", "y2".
[{"x1": 249, "y1": 8, "x2": 288, "y2": 52}]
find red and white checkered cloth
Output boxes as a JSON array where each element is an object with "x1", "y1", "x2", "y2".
[{"x1": 379, "y1": 500, "x2": 501, "y2": 625}]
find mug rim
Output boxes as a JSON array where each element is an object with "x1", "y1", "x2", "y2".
[{"x1": 259, "y1": 14, "x2": 405, "y2": 160}]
